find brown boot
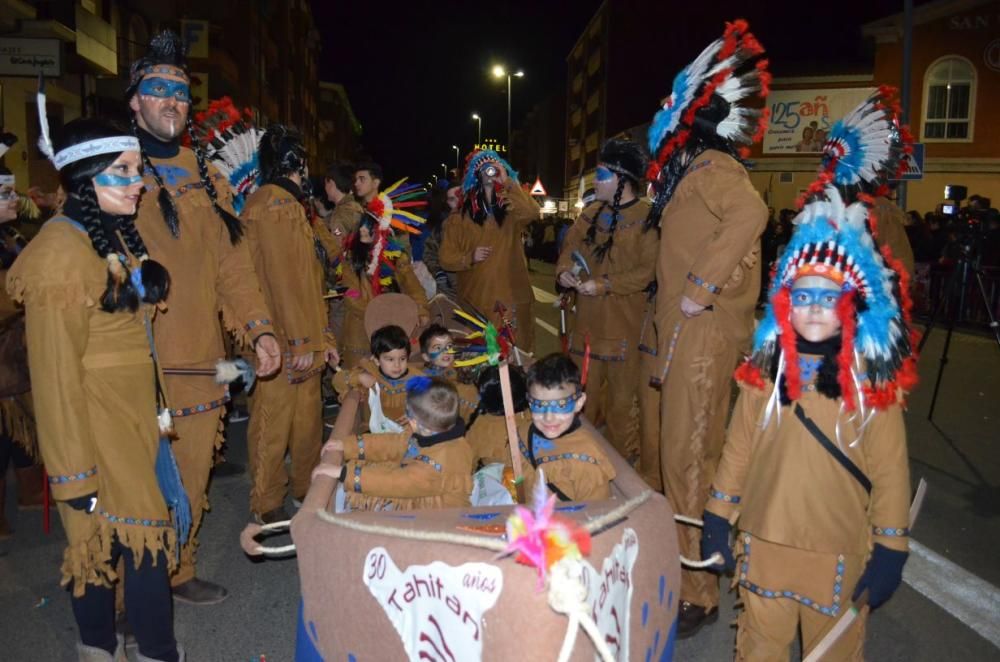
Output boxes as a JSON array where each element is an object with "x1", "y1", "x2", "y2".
[{"x1": 16, "y1": 465, "x2": 46, "y2": 509}]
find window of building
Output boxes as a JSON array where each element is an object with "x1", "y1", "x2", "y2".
[{"x1": 922, "y1": 56, "x2": 976, "y2": 141}]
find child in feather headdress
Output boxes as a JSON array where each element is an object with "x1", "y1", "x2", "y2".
[
  {"x1": 337, "y1": 197, "x2": 429, "y2": 369},
  {"x1": 317, "y1": 376, "x2": 474, "y2": 511},
  {"x1": 700, "y1": 173, "x2": 917, "y2": 657}
]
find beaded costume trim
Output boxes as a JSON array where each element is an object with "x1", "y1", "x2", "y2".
[
  {"x1": 739, "y1": 535, "x2": 844, "y2": 616},
  {"x1": 872, "y1": 526, "x2": 909, "y2": 537},
  {"x1": 170, "y1": 391, "x2": 230, "y2": 418},
  {"x1": 48, "y1": 466, "x2": 97, "y2": 485},
  {"x1": 686, "y1": 272, "x2": 721, "y2": 294},
  {"x1": 101, "y1": 510, "x2": 172, "y2": 528},
  {"x1": 709, "y1": 487, "x2": 741, "y2": 504}
]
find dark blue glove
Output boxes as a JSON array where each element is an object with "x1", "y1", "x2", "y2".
[
  {"x1": 700, "y1": 510, "x2": 735, "y2": 573},
  {"x1": 852, "y1": 543, "x2": 909, "y2": 608},
  {"x1": 65, "y1": 493, "x2": 98, "y2": 513}
]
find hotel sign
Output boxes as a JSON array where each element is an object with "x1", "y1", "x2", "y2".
[{"x1": 0, "y1": 38, "x2": 62, "y2": 77}]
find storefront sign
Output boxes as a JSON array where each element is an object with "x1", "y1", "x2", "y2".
[
  {"x1": 763, "y1": 87, "x2": 874, "y2": 154},
  {"x1": 0, "y1": 38, "x2": 61, "y2": 77}
]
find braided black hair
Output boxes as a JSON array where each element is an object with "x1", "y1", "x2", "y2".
[
  {"x1": 187, "y1": 116, "x2": 244, "y2": 244},
  {"x1": 130, "y1": 115, "x2": 179, "y2": 238},
  {"x1": 585, "y1": 177, "x2": 627, "y2": 263},
  {"x1": 56, "y1": 118, "x2": 170, "y2": 313}
]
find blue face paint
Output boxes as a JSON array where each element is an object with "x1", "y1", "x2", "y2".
[
  {"x1": 595, "y1": 165, "x2": 615, "y2": 183},
  {"x1": 138, "y1": 77, "x2": 191, "y2": 103},
  {"x1": 791, "y1": 287, "x2": 841, "y2": 309},
  {"x1": 426, "y1": 344, "x2": 454, "y2": 361},
  {"x1": 528, "y1": 393, "x2": 579, "y2": 415},
  {"x1": 94, "y1": 173, "x2": 143, "y2": 187}
]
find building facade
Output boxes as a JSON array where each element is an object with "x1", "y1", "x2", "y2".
[
  {"x1": 2, "y1": 0, "x2": 340, "y2": 188},
  {"x1": 748, "y1": 0, "x2": 1000, "y2": 216}
]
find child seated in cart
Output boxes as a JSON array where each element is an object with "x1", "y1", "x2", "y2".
[
  {"x1": 418, "y1": 323, "x2": 479, "y2": 420},
  {"x1": 466, "y1": 364, "x2": 531, "y2": 468},
  {"x1": 518, "y1": 354, "x2": 616, "y2": 501},
  {"x1": 319, "y1": 376, "x2": 474, "y2": 510},
  {"x1": 335, "y1": 324, "x2": 424, "y2": 431}
]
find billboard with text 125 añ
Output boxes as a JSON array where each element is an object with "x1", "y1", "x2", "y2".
[{"x1": 763, "y1": 87, "x2": 874, "y2": 154}]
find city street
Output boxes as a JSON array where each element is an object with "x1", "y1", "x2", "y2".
[{"x1": 1, "y1": 262, "x2": 998, "y2": 661}]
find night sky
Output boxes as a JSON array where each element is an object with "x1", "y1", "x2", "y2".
[{"x1": 311, "y1": 0, "x2": 928, "y2": 183}]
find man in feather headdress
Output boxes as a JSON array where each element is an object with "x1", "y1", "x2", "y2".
[
  {"x1": 128, "y1": 30, "x2": 281, "y2": 605},
  {"x1": 644, "y1": 20, "x2": 772, "y2": 636},
  {"x1": 439, "y1": 150, "x2": 540, "y2": 352}
]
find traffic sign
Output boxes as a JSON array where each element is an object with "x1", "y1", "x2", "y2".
[
  {"x1": 530, "y1": 177, "x2": 547, "y2": 196},
  {"x1": 897, "y1": 142, "x2": 924, "y2": 181}
]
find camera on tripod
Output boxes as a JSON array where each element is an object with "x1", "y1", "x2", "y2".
[{"x1": 942, "y1": 184, "x2": 993, "y2": 256}]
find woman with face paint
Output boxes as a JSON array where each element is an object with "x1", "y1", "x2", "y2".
[
  {"x1": 555, "y1": 138, "x2": 657, "y2": 465},
  {"x1": 6, "y1": 118, "x2": 183, "y2": 661}
]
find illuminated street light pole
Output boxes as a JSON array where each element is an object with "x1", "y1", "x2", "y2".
[
  {"x1": 471, "y1": 113, "x2": 482, "y2": 145},
  {"x1": 440, "y1": 163, "x2": 448, "y2": 176},
  {"x1": 452, "y1": 144, "x2": 460, "y2": 170},
  {"x1": 492, "y1": 65, "x2": 524, "y2": 162}
]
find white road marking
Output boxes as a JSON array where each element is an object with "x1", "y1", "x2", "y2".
[
  {"x1": 535, "y1": 317, "x2": 559, "y2": 337},
  {"x1": 533, "y1": 286, "x2": 559, "y2": 304},
  {"x1": 904, "y1": 539, "x2": 1000, "y2": 648}
]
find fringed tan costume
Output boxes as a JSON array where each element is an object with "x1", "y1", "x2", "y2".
[
  {"x1": 135, "y1": 146, "x2": 274, "y2": 585},
  {"x1": 7, "y1": 218, "x2": 175, "y2": 594},
  {"x1": 517, "y1": 419, "x2": 616, "y2": 502},
  {"x1": 242, "y1": 181, "x2": 333, "y2": 515},
  {"x1": 557, "y1": 198, "x2": 657, "y2": 459},
  {"x1": 341, "y1": 423, "x2": 474, "y2": 510}
]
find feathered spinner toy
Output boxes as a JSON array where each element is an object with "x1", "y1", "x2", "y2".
[
  {"x1": 503, "y1": 471, "x2": 591, "y2": 589},
  {"x1": 736, "y1": 185, "x2": 919, "y2": 430},
  {"x1": 646, "y1": 19, "x2": 771, "y2": 181},
  {"x1": 451, "y1": 308, "x2": 517, "y2": 369},
  {"x1": 188, "y1": 97, "x2": 265, "y2": 214}
]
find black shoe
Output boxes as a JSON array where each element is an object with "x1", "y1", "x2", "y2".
[
  {"x1": 253, "y1": 506, "x2": 290, "y2": 525},
  {"x1": 172, "y1": 578, "x2": 230, "y2": 605},
  {"x1": 676, "y1": 601, "x2": 718, "y2": 639},
  {"x1": 213, "y1": 460, "x2": 245, "y2": 478}
]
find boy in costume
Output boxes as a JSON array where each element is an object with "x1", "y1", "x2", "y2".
[
  {"x1": 517, "y1": 354, "x2": 615, "y2": 502},
  {"x1": 241, "y1": 124, "x2": 338, "y2": 524},
  {"x1": 702, "y1": 89, "x2": 918, "y2": 659},
  {"x1": 337, "y1": 324, "x2": 426, "y2": 429},
  {"x1": 317, "y1": 377, "x2": 474, "y2": 511},
  {"x1": 128, "y1": 31, "x2": 280, "y2": 603},
  {"x1": 556, "y1": 138, "x2": 657, "y2": 460},
  {"x1": 465, "y1": 364, "x2": 531, "y2": 468},
  {"x1": 419, "y1": 323, "x2": 479, "y2": 419},
  {"x1": 644, "y1": 20, "x2": 771, "y2": 633}
]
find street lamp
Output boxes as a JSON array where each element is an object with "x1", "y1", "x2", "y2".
[
  {"x1": 491, "y1": 65, "x2": 524, "y2": 161},
  {"x1": 440, "y1": 163, "x2": 448, "y2": 176},
  {"x1": 471, "y1": 113, "x2": 482, "y2": 145},
  {"x1": 452, "y1": 145, "x2": 460, "y2": 170}
]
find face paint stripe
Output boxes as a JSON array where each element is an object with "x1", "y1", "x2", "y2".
[{"x1": 95, "y1": 173, "x2": 144, "y2": 187}]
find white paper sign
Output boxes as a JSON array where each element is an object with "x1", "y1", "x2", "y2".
[
  {"x1": 363, "y1": 547, "x2": 503, "y2": 662},
  {"x1": 583, "y1": 528, "x2": 639, "y2": 661}
]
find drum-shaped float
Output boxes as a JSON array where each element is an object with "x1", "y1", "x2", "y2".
[{"x1": 290, "y1": 392, "x2": 681, "y2": 662}]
